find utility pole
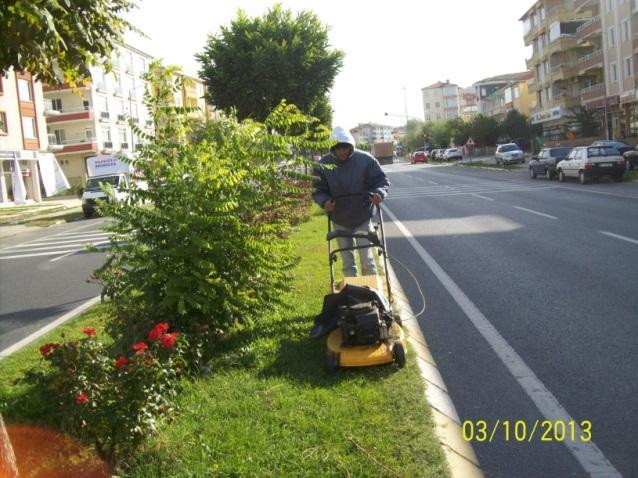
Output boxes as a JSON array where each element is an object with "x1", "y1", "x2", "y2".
[{"x1": 402, "y1": 86, "x2": 408, "y2": 126}]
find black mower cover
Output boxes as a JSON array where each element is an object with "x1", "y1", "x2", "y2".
[{"x1": 309, "y1": 284, "x2": 392, "y2": 340}]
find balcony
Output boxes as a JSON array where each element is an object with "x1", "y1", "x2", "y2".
[
  {"x1": 524, "y1": 23, "x2": 542, "y2": 45},
  {"x1": 581, "y1": 83, "x2": 605, "y2": 104},
  {"x1": 42, "y1": 81, "x2": 88, "y2": 92},
  {"x1": 46, "y1": 106, "x2": 95, "y2": 124},
  {"x1": 551, "y1": 64, "x2": 577, "y2": 82},
  {"x1": 548, "y1": 36, "x2": 578, "y2": 56},
  {"x1": 551, "y1": 92, "x2": 581, "y2": 108},
  {"x1": 43, "y1": 99, "x2": 60, "y2": 116},
  {"x1": 47, "y1": 134, "x2": 63, "y2": 152},
  {"x1": 575, "y1": 16, "x2": 601, "y2": 42},
  {"x1": 56, "y1": 137, "x2": 98, "y2": 155},
  {"x1": 575, "y1": 0, "x2": 595, "y2": 12},
  {"x1": 577, "y1": 49, "x2": 603, "y2": 73}
]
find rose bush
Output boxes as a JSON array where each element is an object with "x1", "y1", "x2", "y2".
[{"x1": 25, "y1": 323, "x2": 187, "y2": 464}]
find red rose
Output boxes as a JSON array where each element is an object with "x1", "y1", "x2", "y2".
[
  {"x1": 132, "y1": 342, "x2": 148, "y2": 354},
  {"x1": 160, "y1": 332, "x2": 178, "y2": 350},
  {"x1": 83, "y1": 327, "x2": 97, "y2": 337},
  {"x1": 75, "y1": 392, "x2": 89, "y2": 405},
  {"x1": 115, "y1": 356, "x2": 128, "y2": 369},
  {"x1": 39, "y1": 343, "x2": 59, "y2": 358},
  {"x1": 148, "y1": 322, "x2": 169, "y2": 342}
]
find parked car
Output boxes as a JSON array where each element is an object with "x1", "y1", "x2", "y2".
[
  {"x1": 411, "y1": 151, "x2": 428, "y2": 164},
  {"x1": 590, "y1": 140, "x2": 634, "y2": 156},
  {"x1": 495, "y1": 143, "x2": 525, "y2": 165},
  {"x1": 622, "y1": 145, "x2": 638, "y2": 171},
  {"x1": 528, "y1": 147, "x2": 572, "y2": 179},
  {"x1": 556, "y1": 146, "x2": 625, "y2": 184},
  {"x1": 429, "y1": 149, "x2": 440, "y2": 161},
  {"x1": 443, "y1": 148, "x2": 462, "y2": 161}
]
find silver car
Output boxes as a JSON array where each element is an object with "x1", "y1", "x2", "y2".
[{"x1": 495, "y1": 143, "x2": 525, "y2": 165}]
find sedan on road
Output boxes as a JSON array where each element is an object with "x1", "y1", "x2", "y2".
[
  {"x1": 495, "y1": 143, "x2": 525, "y2": 165},
  {"x1": 556, "y1": 146, "x2": 625, "y2": 184},
  {"x1": 410, "y1": 151, "x2": 428, "y2": 164},
  {"x1": 443, "y1": 148, "x2": 463, "y2": 161},
  {"x1": 528, "y1": 147, "x2": 572, "y2": 179}
]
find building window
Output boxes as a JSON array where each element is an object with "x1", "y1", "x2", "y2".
[
  {"x1": 609, "y1": 27, "x2": 616, "y2": 47},
  {"x1": 52, "y1": 98, "x2": 62, "y2": 111},
  {"x1": 138, "y1": 57, "x2": 146, "y2": 74},
  {"x1": 607, "y1": 0, "x2": 613, "y2": 11},
  {"x1": 53, "y1": 129, "x2": 66, "y2": 144},
  {"x1": 100, "y1": 96, "x2": 109, "y2": 112},
  {"x1": 425, "y1": 102, "x2": 430, "y2": 110},
  {"x1": 102, "y1": 126, "x2": 112, "y2": 142},
  {"x1": 0, "y1": 111, "x2": 7, "y2": 134},
  {"x1": 17, "y1": 79, "x2": 32, "y2": 102},
  {"x1": 435, "y1": 102, "x2": 440, "y2": 108},
  {"x1": 22, "y1": 117, "x2": 36, "y2": 138},
  {"x1": 624, "y1": 57, "x2": 633, "y2": 78},
  {"x1": 514, "y1": 86, "x2": 520, "y2": 98},
  {"x1": 611, "y1": 62, "x2": 618, "y2": 82},
  {"x1": 623, "y1": 18, "x2": 630, "y2": 41},
  {"x1": 86, "y1": 128, "x2": 94, "y2": 140},
  {"x1": 436, "y1": 113, "x2": 441, "y2": 120}
]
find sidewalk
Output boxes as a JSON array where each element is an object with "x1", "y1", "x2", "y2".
[{"x1": 0, "y1": 197, "x2": 83, "y2": 239}]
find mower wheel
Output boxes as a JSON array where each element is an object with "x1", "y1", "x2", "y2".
[
  {"x1": 325, "y1": 351, "x2": 339, "y2": 373},
  {"x1": 392, "y1": 343, "x2": 406, "y2": 368}
]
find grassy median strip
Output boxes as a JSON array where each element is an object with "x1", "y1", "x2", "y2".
[{"x1": 0, "y1": 208, "x2": 448, "y2": 477}]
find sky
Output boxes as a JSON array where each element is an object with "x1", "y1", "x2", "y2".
[{"x1": 124, "y1": 0, "x2": 534, "y2": 130}]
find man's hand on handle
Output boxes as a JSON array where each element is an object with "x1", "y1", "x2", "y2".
[
  {"x1": 323, "y1": 199, "x2": 336, "y2": 212},
  {"x1": 370, "y1": 193, "x2": 383, "y2": 206}
]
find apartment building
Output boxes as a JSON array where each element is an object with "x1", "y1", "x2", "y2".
[
  {"x1": 173, "y1": 73, "x2": 211, "y2": 121},
  {"x1": 521, "y1": 0, "x2": 591, "y2": 141},
  {"x1": 575, "y1": 0, "x2": 638, "y2": 138},
  {"x1": 477, "y1": 72, "x2": 535, "y2": 120},
  {"x1": 0, "y1": 69, "x2": 69, "y2": 205},
  {"x1": 44, "y1": 44, "x2": 153, "y2": 186},
  {"x1": 457, "y1": 88, "x2": 478, "y2": 122},
  {"x1": 349, "y1": 123, "x2": 394, "y2": 144},
  {"x1": 422, "y1": 81, "x2": 459, "y2": 123}
]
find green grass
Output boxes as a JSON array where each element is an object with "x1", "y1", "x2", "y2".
[
  {"x1": 0, "y1": 208, "x2": 448, "y2": 478},
  {"x1": 24, "y1": 208, "x2": 84, "y2": 227},
  {"x1": 625, "y1": 169, "x2": 638, "y2": 181},
  {"x1": 457, "y1": 161, "x2": 518, "y2": 170}
]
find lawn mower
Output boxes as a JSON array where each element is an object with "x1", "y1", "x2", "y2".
[{"x1": 309, "y1": 193, "x2": 406, "y2": 372}]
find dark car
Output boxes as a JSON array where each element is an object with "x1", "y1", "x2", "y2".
[
  {"x1": 590, "y1": 140, "x2": 633, "y2": 155},
  {"x1": 622, "y1": 146, "x2": 638, "y2": 171},
  {"x1": 411, "y1": 151, "x2": 428, "y2": 164},
  {"x1": 528, "y1": 147, "x2": 572, "y2": 179}
]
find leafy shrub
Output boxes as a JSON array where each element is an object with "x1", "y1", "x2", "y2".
[
  {"x1": 25, "y1": 324, "x2": 187, "y2": 465},
  {"x1": 93, "y1": 63, "x2": 331, "y2": 355}
]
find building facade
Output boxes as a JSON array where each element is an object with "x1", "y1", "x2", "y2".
[
  {"x1": 478, "y1": 72, "x2": 535, "y2": 120},
  {"x1": 349, "y1": 123, "x2": 394, "y2": 144},
  {"x1": 574, "y1": 0, "x2": 638, "y2": 138},
  {"x1": 521, "y1": 0, "x2": 594, "y2": 141},
  {"x1": 422, "y1": 81, "x2": 460, "y2": 123},
  {"x1": 44, "y1": 44, "x2": 154, "y2": 186},
  {"x1": 0, "y1": 68, "x2": 68, "y2": 205},
  {"x1": 457, "y1": 87, "x2": 478, "y2": 122}
]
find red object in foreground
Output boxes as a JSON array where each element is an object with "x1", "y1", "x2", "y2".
[{"x1": 4, "y1": 423, "x2": 112, "y2": 478}]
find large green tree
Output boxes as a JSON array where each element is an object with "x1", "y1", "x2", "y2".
[
  {"x1": 470, "y1": 115, "x2": 500, "y2": 146},
  {"x1": 0, "y1": 0, "x2": 136, "y2": 85},
  {"x1": 499, "y1": 109, "x2": 531, "y2": 142},
  {"x1": 197, "y1": 4, "x2": 344, "y2": 125}
]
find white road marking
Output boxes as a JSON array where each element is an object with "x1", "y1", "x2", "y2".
[
  {"x1": 512, "y1": 206, "x2": 558, "y2": 220},
  {"x1": 5, "y1": 236, "x2": 110, "y2": 248},
  {"x1": 0, "y1": 243, "x2": 110, "y2": 260},
  {"x1": 383, "y1": 204, "x2": 622, "y2": 478},
  {"x1": 50, "y1": 251, "x2": 80, "y2": 262},
  {"x1": 0, "y1": 221, "x2": 104, "y2": 251},
  {"x1": 428, "y1": 181, "x2": 439, "y2": 185},
  {"x1": 0, "y1": 296, "x2": 101, "y2": 361},
  {"x1": 599, "y1": 230, "x2": 638, "y2": 245},
  {"x1": 471, "y1": 194, "x2": 494, "y2": 201},
  {"x1": 4, "y1": 241, "x2": 108, "y2": 253}
]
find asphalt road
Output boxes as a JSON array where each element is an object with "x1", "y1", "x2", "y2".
[
  {"x1": 0, "y1": 218, "x2": 109, "y2": 353},
  {"x1": 382, "y1": 162, "x2": 638, "y2": 478}
]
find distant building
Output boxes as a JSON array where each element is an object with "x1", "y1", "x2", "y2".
[
  {"x1": 0, "y1": 68, "x2": 69, "y2": 205},
  {"x1": 475, "y1": 72, "x2": 535, "y2": 120},
  {"x1": 392, "y1": 126, "x2": 406, "y2": 143},
  {"x1": 457, "y1": 87, "x2": 478, "y2": 122},
  {"x1": 43, "y1": 44, "x2": 154, "y2": 186},
  {"x1": 349, "y1": 123, "x2": 394, "y2": 144},
  {"x1": 422, "y1": 80, "x2": 459, "y2": 123}
]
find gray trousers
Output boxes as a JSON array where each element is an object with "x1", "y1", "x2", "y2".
[{"x1": 333, "y1": 219, "x2": 377, "y2": 277}]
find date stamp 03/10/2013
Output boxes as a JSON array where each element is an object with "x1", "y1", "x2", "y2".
[{"x1": 461, "y1": 419, "x2": 592, "y2": 443}]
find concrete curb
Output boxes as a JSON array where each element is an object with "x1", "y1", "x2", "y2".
[
  {"x1": 0, "y1": 296, "x2": 101, "y2": 362},
  {"x1": 386, "y1": 262, "x2": 484, "y2": 478}
]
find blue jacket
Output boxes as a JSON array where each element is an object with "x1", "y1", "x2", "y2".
[{"x1": 312, "y1": 150, "x2": 390, "y2": 229}]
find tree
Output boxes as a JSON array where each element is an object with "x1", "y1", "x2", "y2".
[
  {"x1": 0, "y1": 0, "x2": 136, "y2": 85},
  {"x1": 470, "y1": 115, "x2": 500, "y2": 146},
  {"x1": 197, "y1": 4, "x2": 344, "y2": 125},
  {"x1": 447, "y1": 117, "x2": 472, "y2": 147},
  {"x1": 424, "y1": 120, "x2": 451, "y2": 149},
  {"x1": 500, "y1": 109, "x2": 531, "y2": 143},
  {"x1": 570, "y1": 107, "x2": 600, "y2": 138},
  {"x1": 404, "y1": 119, "x2": 426, "y2": 151}
]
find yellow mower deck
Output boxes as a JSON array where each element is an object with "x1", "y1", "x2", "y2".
[{"x1": 327, "y1": 274, "x2": 405, "y2": 368}]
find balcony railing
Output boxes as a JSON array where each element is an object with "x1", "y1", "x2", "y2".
[
  {"x1": 575, "y1": 0, "x2": 594, "y2": 12},
  {"x1": 577, "y1": 49, "x2": 604, "y2": 72},
  {"x1": 43, "y1": 99, "x2": 60, "y2": 116},
  {"x1": 47, "y1": 134, "x2": 63, "y2": 152},
  {"x1": 46, "y1": 106, "x2": 95, "y2": 124},
  {"x1": 576, "y1": 16, "x2": 601, "y2": 41},
  {"x1": 581, "y1": 83, "x2": 605, "y2": 102}
]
